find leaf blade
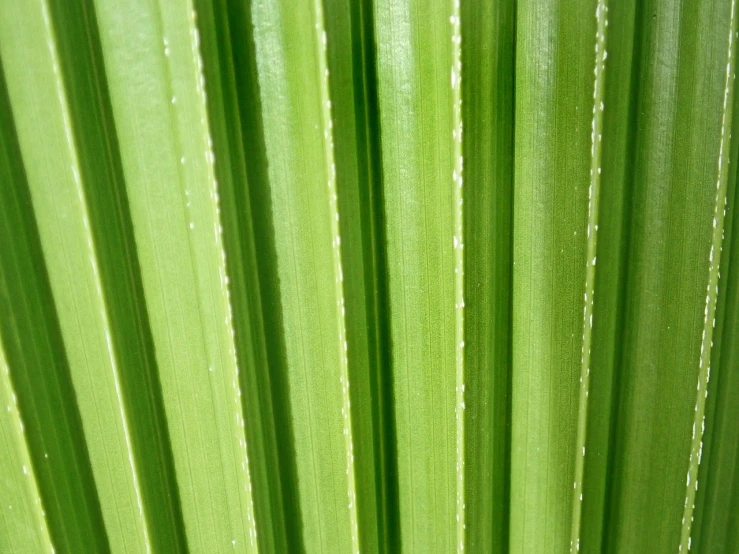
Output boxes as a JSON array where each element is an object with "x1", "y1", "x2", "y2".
[
  {"x1": 373, "y1": 0, "x2": 457, "y2": 550},
  {"x1": 250, "y1": 0, "x2": 359, "y2": 550}
]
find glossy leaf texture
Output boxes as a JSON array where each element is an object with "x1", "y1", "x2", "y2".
[{"x1": 1, "y1": 0, "x2": 739, "y2": 553}]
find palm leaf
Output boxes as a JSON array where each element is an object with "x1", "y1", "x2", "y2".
[{"x1": 1, "y1": 0, "x2": 738, "y2": 553}]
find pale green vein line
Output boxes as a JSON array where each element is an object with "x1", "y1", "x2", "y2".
[
  {"x1": 38, "y1": 0, "x2": 152, "y2": 549},
  {"x1": 311, "y1": 0, "x2": 360, "y2": 550},
  {"x1": 451, "y1": 0, "x2": 465, "y2": 551},
  {"x1": 681, "y1": 0, "x2": 738, "y2": 550},
  {"x1": 570, "y1": 2, "x2": 608, "y2": 552}
]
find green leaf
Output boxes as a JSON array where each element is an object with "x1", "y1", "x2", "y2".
[
  {"x1": 601, "y1": 1, "x2": 738, "y2": 551},
  {"x1": 2, "y1": 1, "x2": 739, "y2": 553},
  {"x1": 324, "y1": 0, "x2": 398, "y2": 551},
  {"x1": 372, "y1": 0, "x2": 461, "y2": 551},
  {"x1": 0, "y1": 3, "x2": 122, "y2": 549},
  {"x1": 192, "y1": 1, "x2": 302, "y2": 551},
  {"x1": 90, "y1": 0, "x2": 258, "y2": 549},
  {"x1": 0, "y1": 337, "x2": 53, "y2": 553},
  {"x1": 249, "y1": 0, "x2": 359, "y2": 551},
  {"x1": 511, "y1": 0, "x2": 597, "y2": 550},
  {"x1": 580, "y1": 0, "x2": 638, "y2": 550},
  {"x1": 461, "y1": 0, "x2": 515, "y2": 551},
  {"x1": 692, "y1": 73, "x2": 739, "y2": 552},
  {"x1": 0, "y1": 84, "x2": 54, "y2": 547}
]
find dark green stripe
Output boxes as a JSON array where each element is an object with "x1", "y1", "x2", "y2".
[
  {"x1": 325, "y1": 0, "x2": 399, "y2": 550},
  {"x1": 461, "y1": 0, "x2": 515, "y2": 551},
  {"x1": 43, "y1": 1, "x2": 189, "y2": 549},
  {"x1": 195, "y1": 1, "x2": 305, "y2": 551},
  {"x1": 0, "y1": 59, "x2": 109, "y2": 553}
]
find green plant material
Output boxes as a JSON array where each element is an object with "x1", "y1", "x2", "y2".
[
  {"x1": 193, "y1": 1, "x2": 302, "y2": 551},
  {"x1": 691, "y1": 56, "x2": 739, "y2": 553},
  {"x1": 0, "y1": 0, "x2": 195, "y2": 549},
  {"x1": 372, "y1": 0, "x2": 461, "y2": 551},
  {"x1": 678, "y1": 0, "x2": 738, "y2": 550},
  {"x1": 692, "y1": 54, "x2": 739, "y2": 553},
  {"x1": 0, "y1": 69, "x2": 54, "y2": 550},
  {"x1": 2, "y1": 1, "x2": 739, "y2": 553},
  {"x1": 90, "y1": 0, "x2": 259, "y2": 550},
  {"x1": 461, "y1": 0, "x2": 515, "y2": 552},
  {"x1": 603, "y1": 0, "x2": 738, "y2": 551},
  {"x1": 0, "y1": 42, "x2": 108, "y2": 552},
  {"x1": 570, "y1": 2, "x2": 609, "y2": 550},
  {"x1": 0, "y1": 338, "x2": 52, "y2": 553},
  {"x1": 692, "y1": 87, "x2": 739, "y2": 553},
  {"x1": 511, "y1": 0, "x2": 597, "y2": 550},
  {"x1": 580, "y1": 0, "x2": 638, "y2": 550},
  {"x1": 324, "y1": 0, "x2": 398, "y2": 551},
  {"x1": 249, "y1": 0, "x2": 359, "y2": 551}
]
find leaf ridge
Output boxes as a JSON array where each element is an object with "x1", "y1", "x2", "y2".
[
  {"x1": 680, "y1": 0, "x2": 739, "y2": 550},
  {"x1": 150, "y1": 0, "x2": 259, "y2": 547},
  {"x1": 0, "y1": 327, "x2": 54, "y2": 552},
  {"x1": 190, "y1": 5, "x2": 259, "y2": 547},
  {"x1": 570, "y1": 1, "x2": 609, "y2": 552},
  {"x1": 451, "y1": 0, "x2": 465, "y2": 551},
  {"x1": 310, "y1": 0, "x2": 360, "y2": 550},
  {"x1": 36, "y1": 0, "x2": 152, "y2": 547}
]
